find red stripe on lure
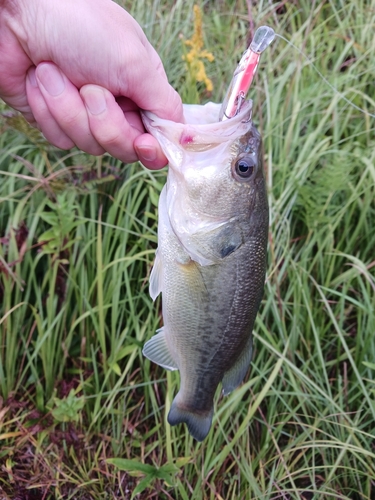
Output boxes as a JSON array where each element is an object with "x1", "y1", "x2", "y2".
[{"x1": 219, "y1": 26, "x2": 275, "y2": 121}]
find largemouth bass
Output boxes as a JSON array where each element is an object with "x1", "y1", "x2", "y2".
[{"x1": 142, "y1": 100, "x2": 268, "y2": 441}]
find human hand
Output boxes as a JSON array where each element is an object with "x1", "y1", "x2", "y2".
[{"x1": 0, "y1": 0, "x2": 183, "y2": 168}]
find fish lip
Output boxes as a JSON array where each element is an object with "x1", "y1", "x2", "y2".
[
  {"x1": 140, "y1": 110, "x2": 158, "y2": 131},
  {"x1": 141, "y1": 100, "x2": 253, "y2": 132},
  {"x1": 141, "y1": 100, "x2": 253, "y2": 155}
]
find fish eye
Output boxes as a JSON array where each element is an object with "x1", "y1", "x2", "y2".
[{"x1": 233, "y1": 156, "x2": 257, "y2": 180}]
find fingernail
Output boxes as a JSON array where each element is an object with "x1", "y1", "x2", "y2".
[
  {"x1": 82, "y1": 88, "x2": 107, "y2": 115},
  {"x1": 136, "y1": 145, "x2": 157, "y2": 162},
  {"x1": 37, "y1": 63, "x2": 65, "y2": 96},
  {"x1": 27, "y1": 67, "x2": 38, "y2": 88}
]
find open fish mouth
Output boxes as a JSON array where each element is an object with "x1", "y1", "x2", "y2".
[{"x1": 142, "y1": 100, "x2": 253, "y2": 154}]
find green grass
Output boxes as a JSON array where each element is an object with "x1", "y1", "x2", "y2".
[{"x1": 1, "y1": 0, "x2": 375, "y2": 498}]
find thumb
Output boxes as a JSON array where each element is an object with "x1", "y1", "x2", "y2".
[{"x1": 121, "y1": 43, "x2": 184, "y2": 124}]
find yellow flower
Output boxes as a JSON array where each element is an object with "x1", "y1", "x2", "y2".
[{"x1": 182, "y1": 5, "x2": 214, "y2": 93}]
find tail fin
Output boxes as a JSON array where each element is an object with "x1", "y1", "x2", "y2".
[{"x1": 168, "y1": 397, "x2": 213, "y2": 442}]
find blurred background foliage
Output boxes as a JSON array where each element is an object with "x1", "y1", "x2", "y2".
[{"x1": 0, "y1": 0, "x2": 374, "y2": 498}]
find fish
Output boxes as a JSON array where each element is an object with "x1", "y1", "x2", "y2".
[{"x1": 142, "y1": 99, "x2": 268, "y2": 441}]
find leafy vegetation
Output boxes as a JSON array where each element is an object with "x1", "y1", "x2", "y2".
[{"x1": 0, "y1": 0, "x2": 374, "y2": 498}]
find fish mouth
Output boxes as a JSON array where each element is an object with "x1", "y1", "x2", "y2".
[
  {"x1": 142, "y1": 100, "x2": 252, "y2": 128},
  {"x1": 182, "y1": 99, "x2": 252, "y2": 126},
  {"x1": 141, "y1": 100, "x2": 253, "y2": 153}
]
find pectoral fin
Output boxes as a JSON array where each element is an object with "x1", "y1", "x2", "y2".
[
  {"x1": 222, "y1": 334, "x2": 253, "y2": 395},
  {"x1": 142, "y1": 327, "x2": 178, "y2": 371},
  {"x1": 214, "y1": 223, "x2": 244, "y2": 259},
  {"x1": 149, "y1": 251, "x2": 163, "y2": 301},
  {"x1": 174, "y1": 220, "x2": 244, "y2": 266}
]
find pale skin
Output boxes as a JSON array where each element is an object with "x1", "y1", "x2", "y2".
[{"x1": 0, "y1": 0, "x2": 183, "y2": 169}]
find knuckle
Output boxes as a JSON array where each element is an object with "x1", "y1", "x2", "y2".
[
  {"x1": 94, "y1": 125, "x2": 122, "y2": 148},
  {"x1": 52, "y1": 136, "x2": 75, "y2": 150},
  {"x1": 60, "y1": 109, "x2": 84, "y2": 128},
  {"x1": 86, "y1": 144, "x2": 106, "y2": 156}
]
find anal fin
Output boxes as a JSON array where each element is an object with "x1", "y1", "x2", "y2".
[
  {"x1": 142, "y1": 327, "x2": 178, "y2": 371},
  {"x1": 222, "y1": 334, "x2": 253, "y2": 395}
]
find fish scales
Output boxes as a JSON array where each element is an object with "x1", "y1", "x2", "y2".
[{"x1": 142, "y1": 101, "x2": 268, "y2": 441}]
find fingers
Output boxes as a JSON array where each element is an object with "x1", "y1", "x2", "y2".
[
  {"x1": 30, "y1": 63, "x2": 105, "y2": 155},
  {"x1": 122, "y1": 42, "x2": 184, "y2": 125},
  {"x1": 133, "y1": 135, "x2": 169, "y2": 170},
  {"x1": 110, "y1": 95, "x2": 169, "y2": 169},
  {"x1": 80, "y1": 85, "x2": 166, "y2": 168},
  {"x1": 26, "y1": 67, "x2": 75, "y2": 150},
  {"x1": 27, "y1": 62, "x2": 169, "y2": 168},
  {"x1": 80, "y1": 85, "x2": 168, "y2": 167},
  {"x1": 79, "y1": 85, "x2": 139, "y2": 163}
]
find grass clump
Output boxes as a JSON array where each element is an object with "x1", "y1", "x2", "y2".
[{"x1": 1, "y1": 0, "x2": 375, "y2": 498}]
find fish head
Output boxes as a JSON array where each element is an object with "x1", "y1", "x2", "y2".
[{"x1": 142, "y1": 101, "x2": 268, "y2": 265}]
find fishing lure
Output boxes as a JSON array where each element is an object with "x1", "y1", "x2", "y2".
[{"x1": 219, "y1": 25, "x2": 275, "y2": 121}]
